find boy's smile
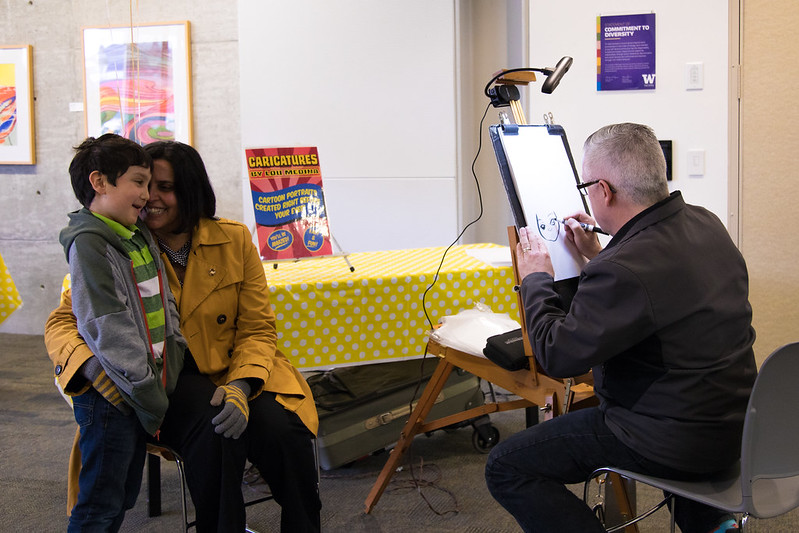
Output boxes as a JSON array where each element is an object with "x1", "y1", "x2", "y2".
[{"x1": 89, "y1": 165, "x2": 151, "y2": 227}]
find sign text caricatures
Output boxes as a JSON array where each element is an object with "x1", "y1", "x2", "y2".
[{"x1": 246, "y1": 146, "x2": 332, "y2": 261}]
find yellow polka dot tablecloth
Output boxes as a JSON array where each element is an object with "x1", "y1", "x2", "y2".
[
  {"x1": 264, "y1": 243, "x2": 519, "y2": 369},
  {"x1": 0, "y1": 252, "x2": 23, "y2": 325}
]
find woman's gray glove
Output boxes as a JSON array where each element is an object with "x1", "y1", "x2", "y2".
[{"x1": 210, "y1": 379, "x2": 251, "y2": 439}]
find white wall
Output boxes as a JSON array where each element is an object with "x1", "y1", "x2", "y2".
[
  {"x1": 238, "y1": 0, "x2": 459, "y2": 253},
  {"x1": 525, "y1": 1, "x2": 731, "y2": 224}
]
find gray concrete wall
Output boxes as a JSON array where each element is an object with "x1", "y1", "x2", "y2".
[{"x1": 0, "y1": 1, "x2": 241, "y2": 335}]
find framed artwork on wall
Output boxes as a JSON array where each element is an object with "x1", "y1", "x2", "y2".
[
  {"x1": 82, "y1": 21, "x2": 193, "y2": 145},
  {"x1": 0, "y1": 45, "x2": 35, "y2": 165}
]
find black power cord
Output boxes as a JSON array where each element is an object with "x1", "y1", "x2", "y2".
[
  {"x1": 421, "y1": 100, "x2": 492, "y2": 331},
  {"x1": 402, "y1": 100, "x2": 494, "y2": 517}
]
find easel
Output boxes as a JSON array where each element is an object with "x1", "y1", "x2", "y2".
[
  {"x1": 494, "y1": 73, "x2": 638, "y2": 531},
  {"x1": 364, "y1": 71, "x2": 638, "y2": 531},
  {"x1": 263, "y1": 229, "x2": 355, "y2": 273},
  {"x1": 363, "y1": 229, "x2": 636, "y2": 531},
  {"x1": 364, "y1": 225, "x2": 593, "y2": 506}
]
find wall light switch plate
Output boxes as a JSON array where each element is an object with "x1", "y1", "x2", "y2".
[
  {"x1": 686, "y1": 62, "x2": 704, "y2": 90},
  {"x1": 687, "y1": 149, "x2": 705, "y2": 176}
]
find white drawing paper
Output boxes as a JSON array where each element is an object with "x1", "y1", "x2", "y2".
[{"x1": 498, "y1": 125, "x2": 586, "y2": 281}]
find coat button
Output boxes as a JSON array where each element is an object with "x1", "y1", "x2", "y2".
[
  {"x1": 55, "y1": 365, "x2": 63, "y2": 375},
  {"x1": 217, "y1": 314, "x2": 227, "y2": 324},
  {"x1": 209, "y1": 268, "x2": 216, "y2": 276}
]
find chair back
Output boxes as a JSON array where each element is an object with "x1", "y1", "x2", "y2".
[{"x1": 740, "y1": 342, "x2": 799, "y2": 518}]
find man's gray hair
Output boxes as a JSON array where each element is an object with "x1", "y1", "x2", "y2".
[{"x1": 583, "y1": 123, "x2": 669, "y2": 205}]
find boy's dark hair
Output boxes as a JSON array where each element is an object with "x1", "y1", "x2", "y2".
[
  {"x1": 144, "y1": 141, "x2": 217, "y2": 234},
  {"x1": 69, "y1": 133, "x2": 153, "y2": 208}
]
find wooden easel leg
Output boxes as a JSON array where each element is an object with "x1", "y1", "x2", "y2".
[{"x1": 364, "y1": 358, "x2": 455, "y2": 513}]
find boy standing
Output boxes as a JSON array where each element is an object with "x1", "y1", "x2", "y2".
[{"x1": 58, "y1": 133, "x2": 185, "y2": 531}]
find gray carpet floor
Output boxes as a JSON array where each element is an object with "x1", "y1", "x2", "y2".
[{"x1": 2, "y1": 332, "x2": 797, "y2": 532}]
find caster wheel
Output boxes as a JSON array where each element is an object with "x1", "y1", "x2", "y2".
[{"x1": 472, "y1": 425, "x2": 500, "y2": 453}]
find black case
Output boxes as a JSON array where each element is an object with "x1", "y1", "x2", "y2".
[
  {"x1": 307, "y1": 358, "x2": 484, "y2": 470},
  {"x1": 483, "y1": 328, "x2": 529, "y2": 371}
]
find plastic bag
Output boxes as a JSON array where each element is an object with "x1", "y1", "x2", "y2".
[{"x1": 430, "y1": 303, "x2": 520, "y2": 357}]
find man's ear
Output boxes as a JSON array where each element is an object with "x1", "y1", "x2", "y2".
[
  {"x1": 88, "y1": 171, "x2": 106, "y2": 195},
  {"x1": 599, "y1": 179, "x2": 614, "y2": 206}
]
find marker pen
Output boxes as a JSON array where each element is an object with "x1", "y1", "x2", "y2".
[{"x1": 556, "y1": 218, "x2": 609, "y2": 236}]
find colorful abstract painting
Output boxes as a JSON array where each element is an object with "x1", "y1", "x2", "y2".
[
  {"x1": 83, "y1": 23, "x2": 192, "y2": 145},
  {"x1": 0, "y1": 64, "x2": 18, "y2": 146},
  {"x1": 96, "y1": 41, "x2": 175, "y2": 143},
  {"x1": 0, "y1": 45, "x2": 34, "y2": 164}
]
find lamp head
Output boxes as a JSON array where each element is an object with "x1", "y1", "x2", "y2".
[
  {"x1": 483, "y1": 56, "x2": 573, "y2": 107},
  {"x1": 541, "y1": 56, "x2": 573, "y2": 94}
]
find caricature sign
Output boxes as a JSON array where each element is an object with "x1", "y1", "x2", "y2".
[{"x1": 246, "y1": 146, "x2": 333, "y2": 261}]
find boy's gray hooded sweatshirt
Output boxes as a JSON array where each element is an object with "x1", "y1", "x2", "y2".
[{"x1": 60, "y1": 208, "x2": 185, "y2": 435}]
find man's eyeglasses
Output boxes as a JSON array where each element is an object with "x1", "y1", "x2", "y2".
[
  {"x1": 576, "y1": 180, "x2": 601, "y2": 197},
  {"x1": 576, "y1": 179, "x2": 616, "y2": 197}
]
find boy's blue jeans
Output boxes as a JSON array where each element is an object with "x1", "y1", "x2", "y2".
[
  {"x1": 69, "y1": 387, "x2": 146, "y2": 533},
  {"x1": 485, "y1": 407, "x2": 732, "y2": 533}
]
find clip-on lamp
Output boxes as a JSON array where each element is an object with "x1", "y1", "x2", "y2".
[
  {"x1": 484, "y1": 56, "x2": 575, "y2": 374},
  {"x1": 484, "y1": 56, "x2": 573, "y2": 125}
]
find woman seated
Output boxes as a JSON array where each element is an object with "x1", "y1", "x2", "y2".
[{"x1": 46, "y1": 141, "x2": 321, "y2": 532}]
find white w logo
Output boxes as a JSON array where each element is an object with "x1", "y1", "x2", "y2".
[{"x1": 642, "y1": 74, "x2": 656, "y2": 84}]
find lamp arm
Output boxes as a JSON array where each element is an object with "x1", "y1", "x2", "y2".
[{"x1": 483, "y1": 67, "x2": 548, "y2": 98}]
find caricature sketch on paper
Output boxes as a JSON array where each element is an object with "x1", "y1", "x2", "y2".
[
  {"x1": 497, "y1": 125, "x2": 587, "y2": 281},
  {"x1": 536, "y1": 211, "x2": 561, "y2": 242}
]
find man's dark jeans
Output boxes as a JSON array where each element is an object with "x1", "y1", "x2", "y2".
[{"x1": 485, "y1": 407, "x2": 731, "y2": 533}]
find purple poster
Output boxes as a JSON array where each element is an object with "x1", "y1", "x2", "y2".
[{"x1": 597, "y1": 13, "x2": 656, "y2": 91}]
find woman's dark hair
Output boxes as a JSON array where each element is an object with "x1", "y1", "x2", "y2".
[
  {"x1": 144, "y1": 141, "x2": 217, "y2": 233},
  {"x1": 69, "y1": 133, "x2": 152, "y2": 207}
]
